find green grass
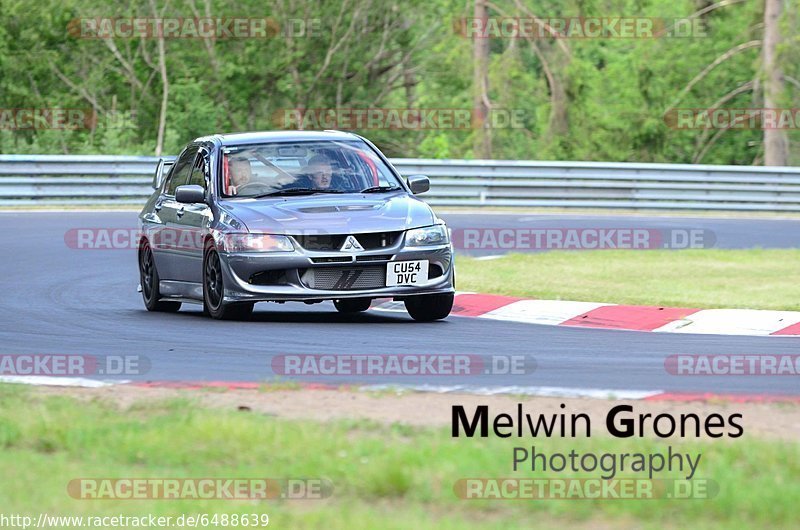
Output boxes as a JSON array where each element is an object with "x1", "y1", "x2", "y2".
[
  {"x1": 0, "y1": 385, "x2": 797, "y2": 529},
  {"x1": 456, "y1": 249, "x2": 800, "y2": 310}
]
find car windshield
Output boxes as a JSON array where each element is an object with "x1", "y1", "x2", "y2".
[{"x1": 220, "y1": 140, "x2": 402, "y2": 198}]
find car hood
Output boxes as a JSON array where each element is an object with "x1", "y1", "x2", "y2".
[{"x1": 218, "y1": 192, "x2": 437, "y2": 234}]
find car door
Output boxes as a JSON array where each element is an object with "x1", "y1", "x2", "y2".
[
  {"x1": 141, "y1": 159, "x2": 174, "y2": 262},
  {"x1": 153, "y1": 146, "x2": 198, "y2": 280},
  {"x1": 170, "y1": 147, "x2": 213, "y2": 284}
]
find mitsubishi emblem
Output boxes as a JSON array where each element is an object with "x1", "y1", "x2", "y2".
[{"x1": 340, "y1": 235, "x2": 365, "y2": 251}]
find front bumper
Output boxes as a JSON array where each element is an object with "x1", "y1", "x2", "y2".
[{"x1": 218, "y1": 242, "x2": 455, "y2": 303}]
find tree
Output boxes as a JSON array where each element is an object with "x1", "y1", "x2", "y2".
[
  {"x1": 472, "y1": 0, "x2": 492, "y2": 158},
  {"x1": 762, "y1": 0, "x2": 788, "y2": 165}
]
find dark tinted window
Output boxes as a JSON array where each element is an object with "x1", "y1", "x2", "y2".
[
  {"x1": 165, "y1": 147, "x2": 199, "y2": 196},
  {"x1": 187, "y1": 150, "x2": 209, "y2": 189}
]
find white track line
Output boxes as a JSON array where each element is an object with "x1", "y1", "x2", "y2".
[
  {"x1": 0, "y1": 376, "x2": 125, "y2": 387},
  {"x1": 361, "y1": 384, "x2": 662, "y2": 400},
  {"x1": 654, "y1": 309, "x2": 800, "y2": 335},
  {"x1": 481, "y1": 300, "x2": 611, "y2": 326}
]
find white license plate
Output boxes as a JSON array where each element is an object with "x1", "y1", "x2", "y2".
[{"x1": 386, "y1": 260, "x2": 429, "y2": 286}]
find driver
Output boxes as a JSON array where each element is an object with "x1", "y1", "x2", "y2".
[
  {"x1": 306, "y1": 154, "x2": 337, "y2": 189},
  {"x1": 228, "y1": 158, "x2": 253, "y2": 195}
]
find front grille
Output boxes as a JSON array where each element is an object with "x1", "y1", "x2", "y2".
[
  {"x1": 356, "y1": 254, "x2": 393, "y2": 262},
  {"x1": 300, "y1": 266, "x2": 386, "y2": 290},
  {"x1": 355, "y1": 232, "x2": 401, "y2": 249},
  {"x1": 295, "y1": 234, "x2": 346, "y2": 251},
  {"x1": 294, "y1": 231, "x2": 402, "y2": 251},
  {"x1": 310, "y1": 256, "x2": 352, "y2": 264}
]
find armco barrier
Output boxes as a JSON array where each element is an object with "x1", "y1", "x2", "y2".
[{"x1": 1, "y1": 155, "x2": 799, "y2": 211}]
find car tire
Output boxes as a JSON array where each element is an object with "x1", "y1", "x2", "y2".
[
  {"x1": 333, "y1": 298, "x2": 372, "y2": 313},
  {"x1": 404, "y1": 293, "x2": 454, "y2": 322},
  {"x1": 139, "y1": 241, "x2": 181, "y2": 312},
  {"x1": 203, "y1": 245, "x2": 254, "y2": 320}
]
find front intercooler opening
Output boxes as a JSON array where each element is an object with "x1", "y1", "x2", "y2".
[{"x1": 300, "y1": 266, "x2": 386, "y2": 290}]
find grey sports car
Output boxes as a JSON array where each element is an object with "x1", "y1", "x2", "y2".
[{"x1": 137, "y1": 130, "x2": 455, "y2": 320}]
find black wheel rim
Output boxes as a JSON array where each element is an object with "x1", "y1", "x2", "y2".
[
  {"x1": 141, "y1": 246, "x2": 155, "y2": 300},
  {"x1": 205, "y1": 251, "x2": 223, "y2": 309}
]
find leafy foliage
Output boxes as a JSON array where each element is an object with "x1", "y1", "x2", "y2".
[{"x1": 0, "y1": 0, "x2": 796, "y2": 163}]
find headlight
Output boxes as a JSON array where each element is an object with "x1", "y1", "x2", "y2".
[
  {"x1": 405, "y1": 224, "x2": 449, "y2": 246},
  {"x1": 220, "y1": 233, "x2": 294, "y2": 252}
]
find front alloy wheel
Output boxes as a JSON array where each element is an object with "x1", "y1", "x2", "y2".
[
  {"x1": 139, "y1": 242, "x2": 181, "y2": 312},
  {"x1": 203, "y1": 246, "x2": 254, "y2": 320}
]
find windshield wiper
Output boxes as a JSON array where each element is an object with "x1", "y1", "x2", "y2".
[
  {"x1": 253, "y1": 188, "x2": 347, "y2": 198},
  {"x1": 359, "y1": 185, "x2": 403, "y2": 193}
]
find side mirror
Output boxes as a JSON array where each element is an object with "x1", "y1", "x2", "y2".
[
  {"x1": 175, "y1": 184, "x2": 206, "y2": 204},
  {"x1": 406, "y1": 175, "x2": 430, "y2": 195}
]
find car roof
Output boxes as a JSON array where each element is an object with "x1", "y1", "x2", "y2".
[{"x1": 194, "y1": 130, "x2": 362, "y2": 146}]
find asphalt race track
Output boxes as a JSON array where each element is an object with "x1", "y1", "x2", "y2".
[{"x1": 1, "y1": 210, "x2": 799, "y2": 395}]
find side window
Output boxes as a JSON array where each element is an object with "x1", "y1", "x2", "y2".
[
  {"x1": 165, "y1": 147, "x2": 198, "y2": 196},
  {"x1": 158, "y1": 161, "x2": 173, "y2": 189},
  {"x1": 187, "y1": 150, "x2": 209, "y2": 190}
]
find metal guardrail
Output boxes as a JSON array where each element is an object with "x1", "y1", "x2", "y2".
[{"x1": 1, "y1": 154, "x2": 800, "y2": 211}]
